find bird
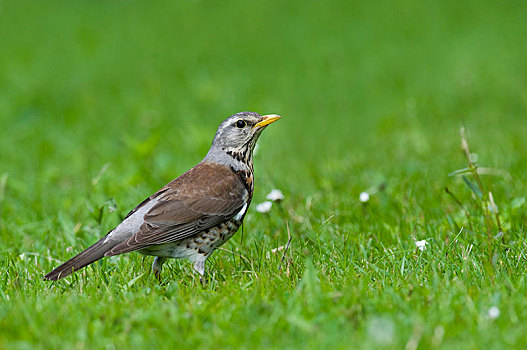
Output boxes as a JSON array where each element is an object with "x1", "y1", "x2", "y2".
[{"x1": 44, "y1": 111, "x2": 281, "y2": 281}]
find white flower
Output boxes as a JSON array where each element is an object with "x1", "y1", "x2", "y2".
[
  {"x1": 415, "y1": 240, "x2": 428, "y2": 251},
  {"x1": 255, "y1": 201, "x2": 272, "y2": 213},
  {"x1": 266, "y1": 189, "x2": 284, "y2": 202},
  {"x1": 488, "y1": 306, "x2": 500, "y2": 319},
  {"x1": 359, "y1": 192, "x2": 370, "y2": 203}
]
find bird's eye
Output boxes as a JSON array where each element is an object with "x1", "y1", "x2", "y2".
[{"x1": 236, "y1": 120, "x2": 246, "y2": 128}]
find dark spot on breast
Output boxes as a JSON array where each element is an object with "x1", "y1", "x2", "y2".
[
  {"x1": 229, "y1": 166, "x2": 253, "y2": 193},
  {"x1": 226, "y1": 150, "x2": 244, "y2": 162}
]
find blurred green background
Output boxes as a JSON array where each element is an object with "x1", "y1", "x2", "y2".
[{"x1": 1, "y1": 0, "x2": 527, "y2": 348}]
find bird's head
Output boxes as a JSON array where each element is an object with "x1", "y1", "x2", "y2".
[{"x1": 210, "y1": 112, "x2": 281, "y2": 158}]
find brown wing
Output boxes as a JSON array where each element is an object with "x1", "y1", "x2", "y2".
[{"x1": 106, "y1": 162, "x2": 247, "y2": 256}]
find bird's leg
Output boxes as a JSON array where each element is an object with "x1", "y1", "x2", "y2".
[
  {"x1": 193, "y1": 255, "x2": 207, "y2": 284},
  {"x1": 152, "y1": 257, "x2": 167, "y2": 281}
]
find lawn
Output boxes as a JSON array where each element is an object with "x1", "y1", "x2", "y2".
[{"x1": 1, "y1": 0, "x2": 527, "y2": 348}]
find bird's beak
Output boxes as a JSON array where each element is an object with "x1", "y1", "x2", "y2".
[{"x1": 254, "y1": 114, "x2": 282, "y2": 128}]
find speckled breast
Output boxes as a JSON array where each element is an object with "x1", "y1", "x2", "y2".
[
  {"x1": 139, "y1": 218, "x2": 244, "y2": 261},
  {"x1": 191, "y1": 218, "x2": 243, "y2": 254}
]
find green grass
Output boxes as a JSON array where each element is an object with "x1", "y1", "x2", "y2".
[{"x1": 1, "y1": 0, "x2": 527, "y2": 348}]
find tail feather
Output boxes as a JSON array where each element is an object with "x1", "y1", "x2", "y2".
[{"x1": 43, "y1": 238, "x2": 116, "y2": 281}]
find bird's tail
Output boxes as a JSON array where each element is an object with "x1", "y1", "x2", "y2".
[{"x1": 43, "y1": 237, "x2": 116, "y2": 281}]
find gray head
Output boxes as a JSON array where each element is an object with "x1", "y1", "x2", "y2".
[{"x1": 204, "y1": 111, "x2": 281, "y2": 165}]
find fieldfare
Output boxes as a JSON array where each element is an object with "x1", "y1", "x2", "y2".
[{"x1": 44, "y1": 111, "x2": 281, "y2": 281}]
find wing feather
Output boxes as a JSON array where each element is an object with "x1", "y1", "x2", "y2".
[{"x1": 106, "y1": 162, "x2": 248, "y2": 256}]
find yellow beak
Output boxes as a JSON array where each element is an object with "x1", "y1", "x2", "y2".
[{"x1": 254, "y1": 114, "x2": 282, "y2": 128}]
